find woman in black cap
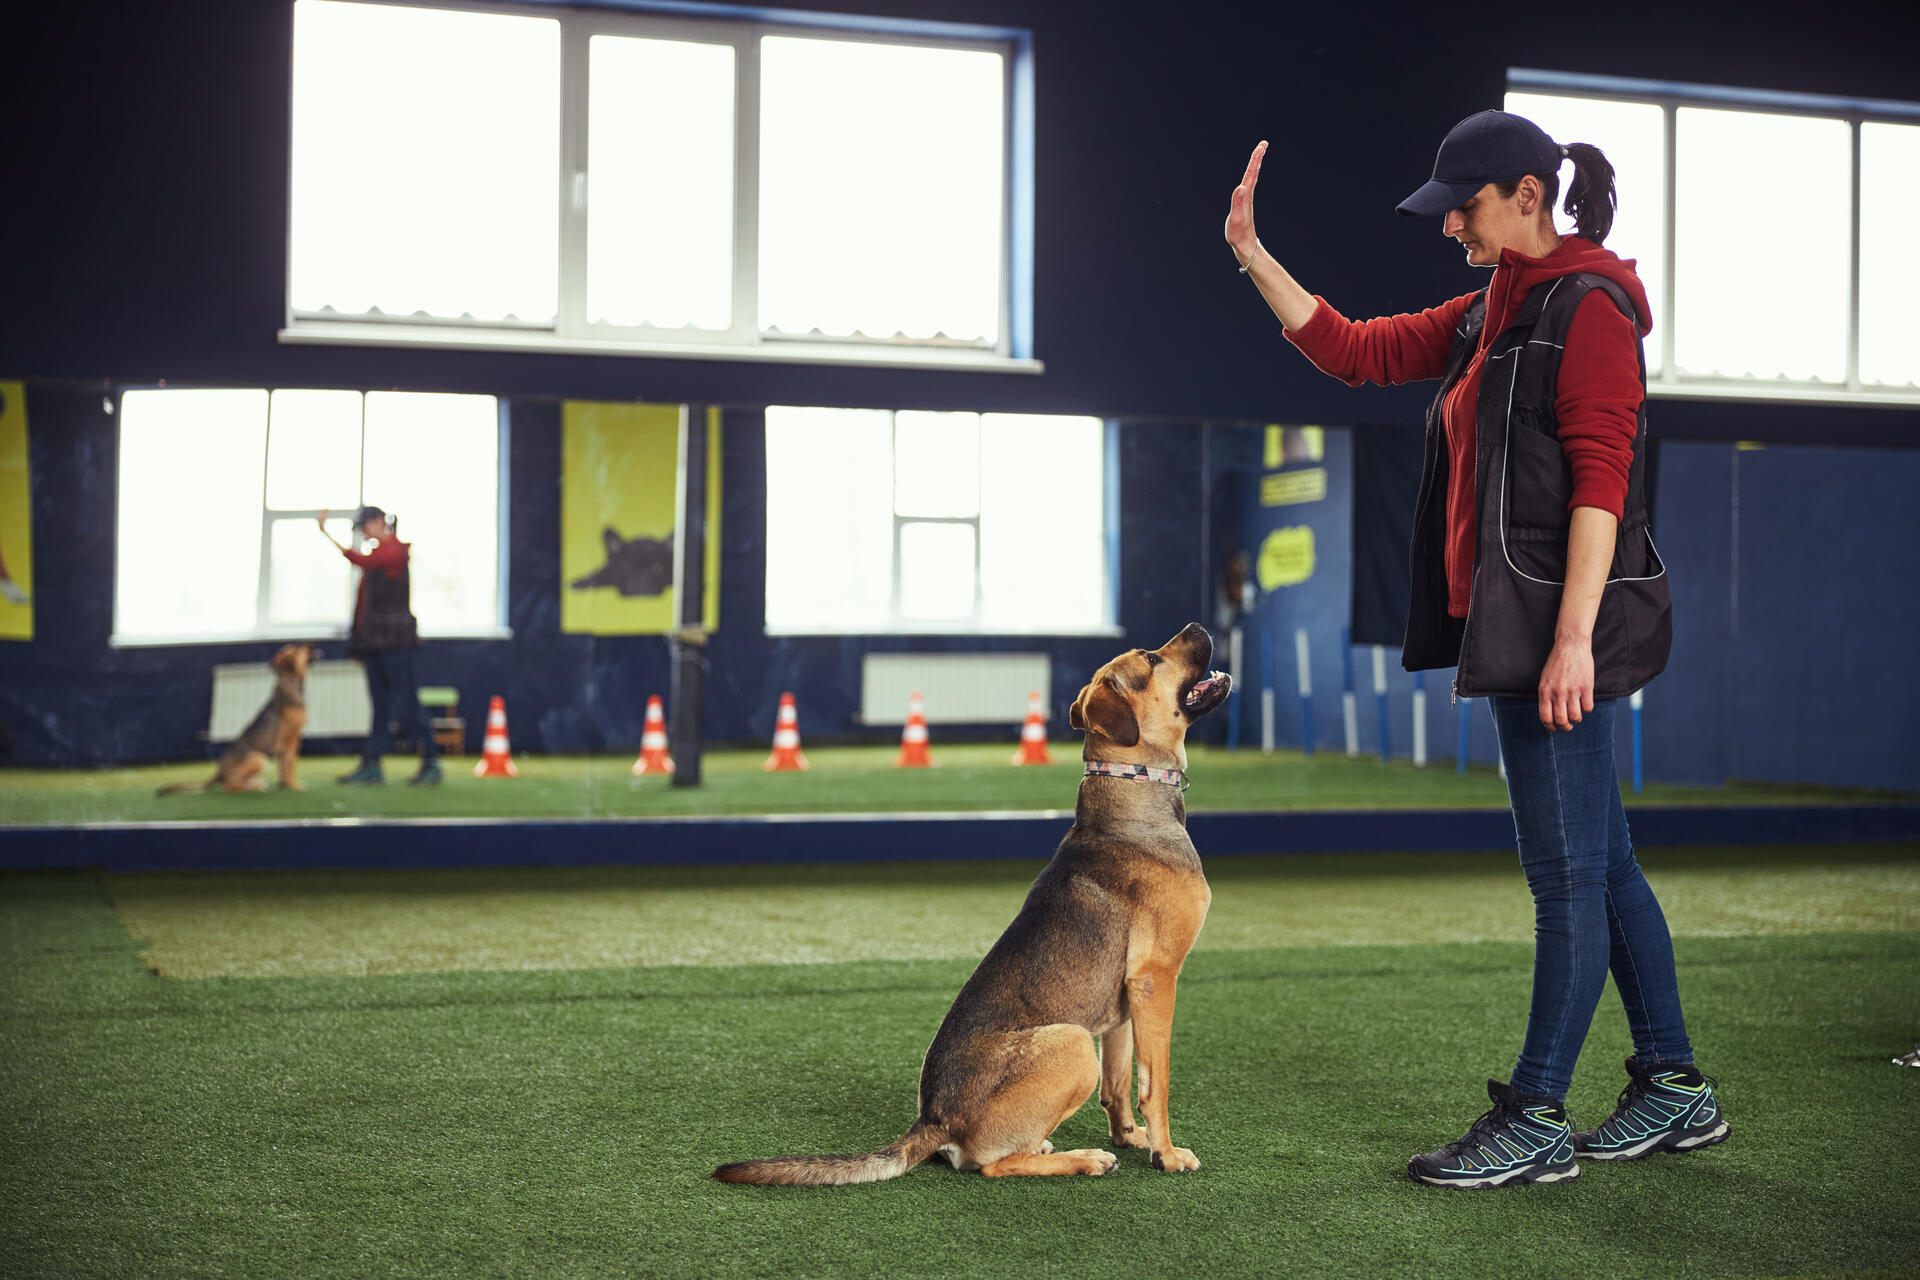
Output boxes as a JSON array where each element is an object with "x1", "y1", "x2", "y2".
[
  {"x1": 1224, "y1": 110, "x2": 1726, "y2": 1188},
  {"x1": 318, "y1": 505, "x2": 442, "y2": 786}
]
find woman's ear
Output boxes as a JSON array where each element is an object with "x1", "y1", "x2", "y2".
[{"x1": 1069, "y1": 681, "x2": 1139, "y2": 747}]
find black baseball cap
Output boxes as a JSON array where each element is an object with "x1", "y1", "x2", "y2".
[
  {"x1": 1397, "y1": 110, "x2": 1565, "y2": 216},
  {"x1": 352, "y1": 505, "x2": 386, "y2": 531}
]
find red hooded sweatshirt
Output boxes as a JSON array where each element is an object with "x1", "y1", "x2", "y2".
[
  {"x1": 341, "y1": 534, "x2": 409, "y2": 632},
  {"x1": 1285, "y1": 236, "x2": 1652, "y2": 618}
]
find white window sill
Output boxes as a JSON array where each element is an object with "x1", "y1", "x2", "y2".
[
  {"x1": 1648, "y1": 379, "x2": 1920, "y2": 409},
  {"x1": 765, "y1": 624, "x2": 1125, "y2": 639},
  {"x1": 279, "y1": 323, "x2": 1043, "y2": 375},
  {"x1": 110, "y1": 627, "x2": 514, "y2": 649}
]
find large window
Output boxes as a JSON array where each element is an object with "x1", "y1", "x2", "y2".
[
  {"x1": 1507, "y1": 72, "x2": 1920, "y2": 403},
  {"x1": 114, "y1": 389, "x2": 504, "y2": 645},
  {"x1": 764, "y1": 409, "x2": 1113, "y2": 635},
  {"x1": 286, "y1": 0, "x2": 1028, "y2": 369}
]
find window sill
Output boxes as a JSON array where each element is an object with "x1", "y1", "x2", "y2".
[
  {"x1": 1647, "y1": 379, "x2": 1920, "y2": 409},
  {"x1": 765, "y1": 625, "x2": 1125, "y2": 639},
  {"x1": 109, "y1": 627, "x2": 515, "y2": 649},
  {"x1": 279, "y1": 323, "x2": 1044, "y2": 375}
]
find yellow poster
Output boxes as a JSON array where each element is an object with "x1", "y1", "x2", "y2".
[
  {"x1": 0, "y1": 382, "x2": 32, "y2": 641},
  {"x1": 561, "y1": 401, "x2": 720, "y2": 635},
  {"x1": 1257, "y1": 525, "x2": 1316, "y2": 590}
]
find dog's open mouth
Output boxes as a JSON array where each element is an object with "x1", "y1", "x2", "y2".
[{"x1": 1180, "y1": 670, "x2": 1232, "y2": 718}]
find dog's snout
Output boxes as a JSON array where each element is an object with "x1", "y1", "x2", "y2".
[{"x1": 1176, "y1": 623, "x2": 1213, "y2": 667}]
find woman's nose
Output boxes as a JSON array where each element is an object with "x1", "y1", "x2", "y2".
[{"x1": 1443, "y1": 211, "x2": 1463, "y2": 236}]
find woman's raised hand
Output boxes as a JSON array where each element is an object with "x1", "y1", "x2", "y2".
[{"x1": 1224, "y1": 141, "x2": 1268, "y2": 267}]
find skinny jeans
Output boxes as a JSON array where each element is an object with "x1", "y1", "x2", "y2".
[
  {"x1": 359, "y1": 648, "x2": 438, "y2": 765},
  {"x1": 1489, "y1": 696, "x2": 1693, "y2": 1102}
]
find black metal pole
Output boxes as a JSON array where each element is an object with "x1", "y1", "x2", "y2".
[{"x1": 668, "y1": 404, "x2": 708, "y2": 788}]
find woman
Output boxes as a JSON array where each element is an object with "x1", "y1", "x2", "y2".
[{"x1": 1224, "y1": 110, "x2": 1728, "y2": 1188}]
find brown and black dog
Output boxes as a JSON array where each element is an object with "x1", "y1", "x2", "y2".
[
  {"x1": 715, "y1": 623, "x2": 1231, "y2": 1184},
  {"x1": 158, "y1": 644, "x2": 317, "y2": 795}
]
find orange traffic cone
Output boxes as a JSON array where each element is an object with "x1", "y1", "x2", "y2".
[
  {"x1": 1011, "y1": 690, "x2": 1052, "y2": 765},
  {"x1": 896, "y1": 691, "x2": 933, "y2": 768},
  {"x1": 632, "y1": 695, "x2": 674, "y2": 776},
  {"x1": 473, "y1": 696, "x2": 518, "y2": 778},
  {"x1": 763, "y1": 692, "x2": 809, "y2": 772}
]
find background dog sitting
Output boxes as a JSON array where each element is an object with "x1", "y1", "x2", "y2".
[
  {"x1": 715, "y1": 623, "x2": 1232, "y2": 1185},
  {"x1": 158, "y1": 644, "x2": 316, "y2": 795}
]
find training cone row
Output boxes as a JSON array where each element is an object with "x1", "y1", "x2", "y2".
[
  {"x1": 1012, "y1": 690, "x2": 1052, "y2": 765},
  {"x1": 632, "y1": 695, "x2": 674, "y2": 776},
  {"x1": 896, "y1": 692, "x2": 933, "y2": 768},
  {"x1": 473, "y1": 695, "x2": 517, "y2": 778},
  {"x1": 764, "y1": 692, "x2": 809, "y2": 772}
]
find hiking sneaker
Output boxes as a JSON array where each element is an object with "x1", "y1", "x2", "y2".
[
  {"x1": 408, "y1": 760, "x2": 444, "y2": 787},
  {"x1": 1407, "y1": 1079, "x2": 1580, "y2": 1189},
  {"x1": 336, "y1": 761, "x2": 385, "y2": 786},
  {"x1": 1574, "y1": 1056, "x2": 1729, "y2": 1161}
]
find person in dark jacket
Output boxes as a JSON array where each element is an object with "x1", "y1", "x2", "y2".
[
  {"x1": 318, "y1": 505, "x2": 442, "y2": 786},
  {"x1": 1223, "y1": 111, "x2": 1726, "y2": 1188}
]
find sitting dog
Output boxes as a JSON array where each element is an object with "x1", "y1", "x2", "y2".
[
  {"x1": 715, "y1": 623, "x2": 1232, "y2": 1184},
  {"x1": 158, "y1": 644, "x2": 316, "y2": 795}
]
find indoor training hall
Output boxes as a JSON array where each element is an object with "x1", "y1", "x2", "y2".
[{"x1": 3, "y1": 1, "x2": 1916, "y2": 1276}]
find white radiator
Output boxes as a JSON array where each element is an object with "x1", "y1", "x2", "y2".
[
  {"x1": 859, "y1": 653, "x2": 1051, "y2": 725},
  {"x1": 209, "y1": 659, "x2": 371, "y2": 741}
]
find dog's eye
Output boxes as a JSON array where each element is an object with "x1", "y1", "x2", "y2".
[{"x1": 1144, "y1": 653, "x2": 1162, "y2": 667}]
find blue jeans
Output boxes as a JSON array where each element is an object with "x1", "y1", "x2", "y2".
[
  {"x1": 1490, "y1": 696, "x2": 1693, "y2": 1102},
  {"x1": 360, "y1": 648, "x2": 438, "y2": 765}
]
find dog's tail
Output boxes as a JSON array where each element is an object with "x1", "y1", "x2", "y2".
[
  {"x1": 155, "y1": 776, "x2": 215, "y2": 797},
  {"x1": 713, "y1": 1121, "x2": 947, "y2": 1187}
]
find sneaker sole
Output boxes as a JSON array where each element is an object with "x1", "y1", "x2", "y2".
[
  {"x1": 1576, "y1": 1120, "x2": 1730, "y2": 1162},
  {"x1": 1409, "y1": 1161, "x2": 1580, "y2": 1189}
]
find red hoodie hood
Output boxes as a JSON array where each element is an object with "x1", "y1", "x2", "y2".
[{"x1": 1484, "y1": 235, "x2": 1652, "y2": 345}]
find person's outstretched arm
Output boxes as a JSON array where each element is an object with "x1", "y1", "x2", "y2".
[
  {"x1": 1225, "y1": 141, "x2": 1319, "y2": 332},
  {"x1": 1225, "y1": 141, "x2": 1466, "y2": 386}
]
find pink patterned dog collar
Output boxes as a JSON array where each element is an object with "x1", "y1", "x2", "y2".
[{"x1": 1083, "y1": 760, "x2": 1188, "y2": 791}]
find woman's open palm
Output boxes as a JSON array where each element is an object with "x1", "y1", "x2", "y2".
[{"x1": 1225, "y1": 141, "x2": 1268, "y2": 261}]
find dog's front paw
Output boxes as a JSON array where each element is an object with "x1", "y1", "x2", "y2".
[
  {"x1": 1150, "y1": 1147, "x2": 1201, "y2": 1173},
  {"x1": 1109, "y1": 1124, "x2": 1150, "y2": 1149}
]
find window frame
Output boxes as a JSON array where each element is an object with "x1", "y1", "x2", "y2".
[
  {"x1": 762, "y1": 410, "x2": 1121, "y2": 639},
  {"x1": 1508, "y1": 68, "x2": 1920, "y2": 407},
  {"x1": 109, "y1": 386, "x2": 513, "y2": 648},
  {"x1": 280, "y1": 0, "x2": 1039, "y2": 374}
]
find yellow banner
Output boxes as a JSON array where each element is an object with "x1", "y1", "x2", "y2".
[
  {"x1": 561, "y1": 402, "x2": 720, "y2": 636},
  {"x1": 0, "y1": 382, "x2": 32, "y2": 641},
  {"x1": 1260, "y1": 467, "x2": 1328, "y2": 507}
]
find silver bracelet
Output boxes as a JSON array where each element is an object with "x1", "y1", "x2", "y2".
[{"x1": 1238, "y1": 256, "x2": 1253, "y2": 275}]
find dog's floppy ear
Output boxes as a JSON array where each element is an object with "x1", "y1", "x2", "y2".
[
  {"x1": 1069, "y1": 680, "x2": 1139, "y2": 747},
  {"x1": 270, "y1": 645, "x2": 294, "y2": 671}
]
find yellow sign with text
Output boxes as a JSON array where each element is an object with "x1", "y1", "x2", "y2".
[
  {"x1": 1260, "y1": 467, "x2": 1328, "y2": 507},
  {"x1": 1257, "y1": 526, "x2": 1316, "y2": 590}
]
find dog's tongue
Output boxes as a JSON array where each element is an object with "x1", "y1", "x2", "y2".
[{"x1": 1184, "y1": 672, "x2": 1225, "y2": 706}]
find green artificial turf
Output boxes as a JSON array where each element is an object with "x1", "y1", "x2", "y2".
[
  {"x1": 2, "y1": 744, "x2": 1909, "y2": 826},
  {"x1": 5, "y1": 853, "x2": 1920, "y2": 1279}
]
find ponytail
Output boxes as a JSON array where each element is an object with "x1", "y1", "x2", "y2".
[
  {"x1": 1559, "y1": 142, "x2": 1616, "y2": 244},
  {"x1": 1495, "y1": 141, "x2": 1619, "y2": 245}
]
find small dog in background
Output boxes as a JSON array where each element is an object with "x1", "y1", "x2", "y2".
[{"x1": 159, "y1": 644, "x2": 316, "y2": 795}]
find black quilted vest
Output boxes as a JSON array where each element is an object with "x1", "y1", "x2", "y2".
[
  {"x1": 350, "y1": 557, "x2": 420, "y2": 655},
  {"x1": 1400, "y1": 272, "x2": 1672, "y2": 699}
]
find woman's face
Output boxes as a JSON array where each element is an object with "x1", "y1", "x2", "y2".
[{"x1": 1442, "y1": 181, "x2": 1532, "y2": 267}]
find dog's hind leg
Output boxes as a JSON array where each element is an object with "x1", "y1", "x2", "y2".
[
  {"x1": 966, "y1": 1026, "x2": 1114, "y2": 1177},
  {"x1": 224, "y1": 752, "x2": 269, "y2": 793},
  {"x1": 1100, "y1": 1021, "x2": 1149, "y2": 1149}
]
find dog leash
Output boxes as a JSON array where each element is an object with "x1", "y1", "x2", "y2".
[{"x1": 1083, "y1": 760, "x2": 1189, "y2": 792}]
